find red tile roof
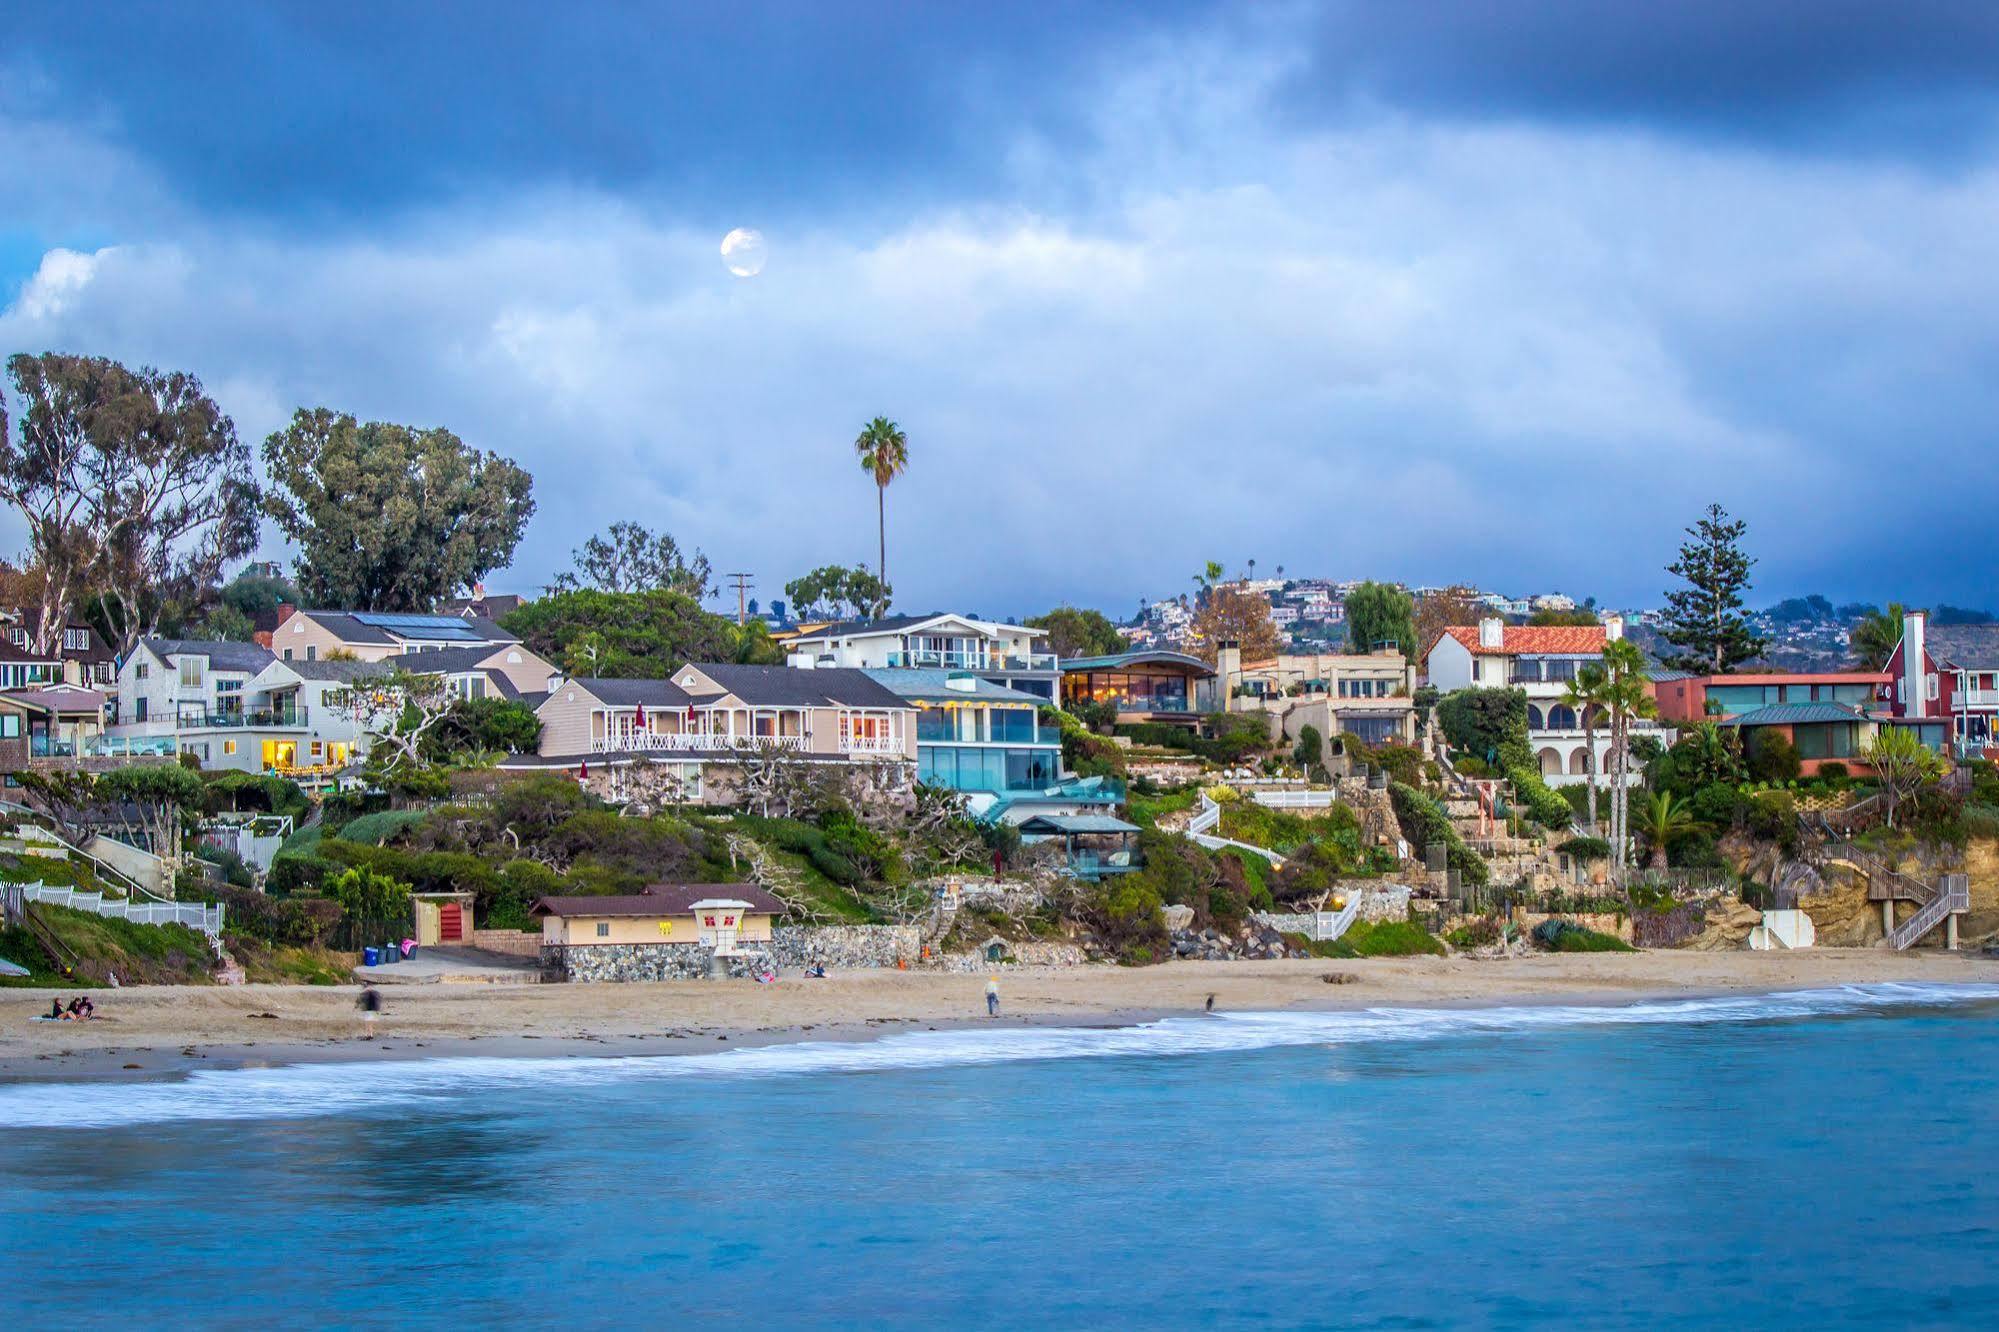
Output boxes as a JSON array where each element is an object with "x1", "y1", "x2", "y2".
[{"x1": 1431, "y1": 625, "x2": 1609, "y2": 657}]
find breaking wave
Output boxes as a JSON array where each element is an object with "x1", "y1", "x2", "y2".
[{"x1": 7, "y1": 982, "x2": 1998, "y2": 1129}]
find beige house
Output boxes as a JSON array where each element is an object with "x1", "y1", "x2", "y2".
[
  {"x1": 515, "y1": 663, "x2": 916, "y2": 805},
  {"x1": 533, "y1": 883, "x2": 786, "y2": 981},
  {"x1": 1221, "y1": 646, "x2": 1418, "y2": 749},
  {"x1": 267, "y1": 608, "x2": 520, "y2": 665}
]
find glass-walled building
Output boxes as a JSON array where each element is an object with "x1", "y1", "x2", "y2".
[
  {"x1": 1059, "y1": 650, "x2": 1214, "y2": 726},
  {"x1": 866, "y1": 668, "x2": 1063, "y2": 795}
]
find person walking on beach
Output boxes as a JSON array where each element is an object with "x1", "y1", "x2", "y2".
[
  {"x1": 357, "y1": 984, "x2": 383, "y2": 1039},
  {"x1": 986, "y1": 975, "x2": 1000, "y2": 1018}
]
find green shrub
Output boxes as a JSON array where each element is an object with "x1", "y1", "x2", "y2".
[
  {"x1": 1389, "y1": 781, "x2": 1490, "y2": 887},
  {"x1": 1076, "y1": 875, "x2": 1169, "y2": 964},
  {"x1": 336, "y1": 808, "x2": 433, "y2": 846},
  {"x1": 1961, "y1": 803, "x2": 1999, "y2": 842},
  {"x1": 1506, "y1": 763, "x2": 1575, "y2": 828},
  {"x1": 1436, "y1": 688, "x2": 1528, "y2": 764},
  {"x1": 1557, "y1": 836, "x2": 1611, "y2": 862},
  {"x1": 1313, "y1": 918, "x2": 1445, "y2": 958},
  {"x1": 1817, "y1": 761, "x2": 1850, "y2": 785},
  {"x1": 267, "y1": 851, "x2": 341, "y2": 896},
  {"x1": 211, "y1": 885, "x2": 343, "y2": 946},
  {"x1": 1532, "y1": 919, "x2": 1634, "y2": 952},
  {"x1": 1746, "y1": 729, "x2": 1802, "y2": 784}
]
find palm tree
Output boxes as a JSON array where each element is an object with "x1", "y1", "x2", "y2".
[
  {"x1": 1634, "y1": 791, "x2": 1700, "y2": 869},
  {"x1": 1600, "y1": 637, "x2": 1657, "y2": 869},
  {"x1": 1561, "y1": 661, "x2": 1610, "y2": 833},
  {"x1": 1850, "y1": 602, "x2": 1906, "y2": 671},
  {"x1": 854, "y1": 417, "x2": 910, "y2": 615}
]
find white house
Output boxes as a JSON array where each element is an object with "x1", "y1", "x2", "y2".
[
  {"x1": 781, "y1": 613, "x2": 1060, "y2": 699},
  {"x1": 1424, "y1": 616, "x2": 1662, "y2": 786},
  {"x1": 111, "y1": 639, "x2": 374, "y2": 779}
]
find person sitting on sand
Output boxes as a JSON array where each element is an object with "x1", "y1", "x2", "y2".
[
  {"x1": 72, "y1": 996, "x2": 93, "y2": 1019},
  {"x1": 49, "y1": 998, "x2": 65, "y2": 1020},
  {"x1": 806, "y1": 964, "x2": 827, "y2": 978}
]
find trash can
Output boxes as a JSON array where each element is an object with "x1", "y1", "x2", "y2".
[
  {"x1": 363, "y1": 946, "x2": 380, "y2": 967},
  {"x1": 378, "y1": 943, "x2": 395, "y2": 964}
]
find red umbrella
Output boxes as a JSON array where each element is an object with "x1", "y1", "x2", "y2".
[
  {"x1": 578, "y1": 760, "x2": 589, "y2": 781},
  {"x1": 634, "y1": 702, "x2": 647, "y2": 727}
]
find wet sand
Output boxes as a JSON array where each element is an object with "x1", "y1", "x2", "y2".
[{"x1": 6, "y1": 948, "x2": 1998, "y2": 1081}]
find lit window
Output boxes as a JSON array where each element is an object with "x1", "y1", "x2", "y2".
[{"x1": 223, "y1": 740, "x2": 236, "y2": 755}]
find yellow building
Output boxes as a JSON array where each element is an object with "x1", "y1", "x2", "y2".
[{"x1": 532, "y1": 883, "x2": 787, "y2": 981}]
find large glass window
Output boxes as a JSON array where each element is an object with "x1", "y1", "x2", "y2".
[
  {"x1": 991, "y1": 708, "x2": 1036, "y2": 742},
  {"x1": 916, "y1": 709, "x2": 954, "y2": 741},
  {"x1": 1339, "y1": 714, "x2": 1402, "y2": 745}
]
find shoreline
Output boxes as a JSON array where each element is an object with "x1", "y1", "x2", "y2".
[{"x1": 5, "y1": 949, "x2": 1997, "y2": 1083}]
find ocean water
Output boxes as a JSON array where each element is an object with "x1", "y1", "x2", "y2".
[{"x1": 4, "y1": 984, "x2": 1999, "y2": 1329}]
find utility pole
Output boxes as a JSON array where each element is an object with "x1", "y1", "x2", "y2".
[{"x1": 726, "y1": 572, "x2": 754, "y2": 626}]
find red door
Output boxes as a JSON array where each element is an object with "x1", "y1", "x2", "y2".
[{"x1": 438, "y1": 902, "x2": 464, "y2": 942}]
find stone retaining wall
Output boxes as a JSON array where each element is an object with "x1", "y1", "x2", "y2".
[
  {"x1": 766, "y1": 925, "x2": 920, "y2": 970},
  {"x1": 1256, "y1": 886, "x2": 1412, "y2": 936},
  {"x1": 1513, "y1": 909, "x2": 1634, "y2": 943},
  {"x1": 541, "y1": 942, "x2": 771, "y2": 983},
  {"x1": 926, "y1": 940, "x2": 1088, "y2": 972}
]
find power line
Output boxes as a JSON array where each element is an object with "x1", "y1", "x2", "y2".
[{"x1": 725, "y1": 572, "x2": 754, "y2": 625}]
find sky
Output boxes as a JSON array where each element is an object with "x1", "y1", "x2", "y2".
[{"x1": 4, "y1": 0, "x2": 1998, "y2": 619}]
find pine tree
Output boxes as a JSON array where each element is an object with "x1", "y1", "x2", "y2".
[{"x1": 1659, "y1": 503, "x2": 1767, "y2": 673}]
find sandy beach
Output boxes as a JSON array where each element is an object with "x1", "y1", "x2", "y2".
[{"x1": 5, "y1": 948, "x2": 1997, "y2": 1079}]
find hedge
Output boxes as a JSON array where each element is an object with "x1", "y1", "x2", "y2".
[
  {"x1": 1506, "y1": 763, "x2": 1576, "y2": 829},
  {"x1": 1388, "y1": 781, "x2": 1490, "y2": 887}
]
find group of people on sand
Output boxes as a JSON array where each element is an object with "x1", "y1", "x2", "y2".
[{"x1": 47, "y1": 996, "x2": 96, "y2": 1020}]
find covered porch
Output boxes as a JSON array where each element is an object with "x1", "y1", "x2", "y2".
[{"x1": 1019, "y1": 813, "x2": 1142, "y2": 880}]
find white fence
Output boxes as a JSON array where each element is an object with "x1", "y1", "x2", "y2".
[
  {"x1": 18, "y1": 883, "x2": 224, "y2": 939},
  {"x1": 1251, "y1": 789, "x2": 1336, "y2": 810}
]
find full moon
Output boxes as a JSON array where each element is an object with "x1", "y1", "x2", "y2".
[{"x1": 720, "y1": 228, "x2": 767, "y2": 278}]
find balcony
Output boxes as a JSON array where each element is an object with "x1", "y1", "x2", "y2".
[
  {"x1": 1963, "y1": 689, "x2": 1999, "y2": 710},
  {"x1": 176, "y1": 707, "x2": 309, "y2": 730},
  {"x1": 886, "y1": 649, "x2": 1058, "y2": 672},
  {"x1": 603, "y1": 730, "x2": 806, "y2": 753},
  {"x1": 840, "y1": 734, "x2": 905, "y2": 755},
  {"x1": 30, "y1": 734, "x2": 179, "y2": 761}
]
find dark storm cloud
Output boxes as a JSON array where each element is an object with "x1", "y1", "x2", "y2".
[{"x1": 1285, "y1": 1, "x2": 1999, "y2": 156}]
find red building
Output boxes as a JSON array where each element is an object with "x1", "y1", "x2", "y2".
[
  {"x1": 1653, "y1": 670, "x2": 1891, "y2": 723},
  {"x1": 1883, "y1": 611, "x2": 1999, "y2": 760}
]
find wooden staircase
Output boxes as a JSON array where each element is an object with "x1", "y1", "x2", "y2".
[{"x1": 1807, "y1": 818, "x2": 1968, "y2": 950}]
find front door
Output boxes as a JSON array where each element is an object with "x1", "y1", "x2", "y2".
[{"x1": 438, "y1": 902, "x2": 464, "y2": 942}]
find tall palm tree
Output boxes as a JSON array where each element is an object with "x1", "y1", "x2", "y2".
[
  {"x1": 1850, "y1": 602, "x2": 1906, "y2": 671},
  {"x1": 1561, "y1": 661, "x2": 1611, "y2": 834},
  {"x1": 1635, "y1": 791, "x2": 1701, "y2": 869},
  {"x1": 1600, "y1": 638, "x2": 1657, "y2": 868},
  {"x1": 854, "y1": 417, "x2": 909, "y2": 615}
]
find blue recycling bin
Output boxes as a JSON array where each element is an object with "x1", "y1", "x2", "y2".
[{"x1": 363, "y1": 946, "x2": 380, "y2": 967}]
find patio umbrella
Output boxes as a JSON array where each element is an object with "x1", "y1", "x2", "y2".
[
  {"x1": 635, "y1": 702, "x2": 647, "y2": 727},
  {"x1": 578, "y1": 760, "x2": 589, "y2": 781}
]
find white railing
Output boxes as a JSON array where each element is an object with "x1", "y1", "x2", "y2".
[
  {"x1": 18, "y1": 883, "x2": 224, "y2": 938},
  {"x1": 1890, "y1": 874, "x2": 1970, "y2": 951},
  {"x1": 1252, "y1": 789, "x2": 1336, "y2": 809},
  {"x1": 840, "y1": 735, "x2": 905, "y2": 755},
  {"x1": 1190, "y1": 794, "x2": 1221, "y2": 834},
  {"x1": 1962, "y1": 689, "x2": 1999, "y2": 710},
  {"x1": 604, "y1": 730, "x2": 806, "y2": 753}
]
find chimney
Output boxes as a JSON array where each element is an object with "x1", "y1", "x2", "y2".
[
  {"x1": 1478, "y1": 616, "x2": 1505, "y2": 650},
  {"x1": 1215, "y1": 639, "x2": 1241, "y2": 711},
  {"x1": 275, "y1": 603, "x2": 297, "y2": 627},
  {"x1": 787, "y1": 651, "x2": 817, "y2": 670},
  {"x1": 1604, "y1": 614, "x2": 1624, "y2": 641},
  {"x1": 1901, "y1": 609, "x2": 1928, "y2": 716},
  {"x1": 945, "y1": 672, "x2": 977, "y2": 693}
]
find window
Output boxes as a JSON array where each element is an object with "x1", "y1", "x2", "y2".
[
  {"x1": 282, "y1": 649, "x2": 293, "y2": 661},
  {"x1": 223, "y1": 740, "x2": 236, "y2": 755},
  {"x1": 63, "y1": 628, "x2": 89, "y2": 651},
  {"x1": 306, "y1": 646, "x2": 317, "y2": 661},
  {"x1": 178, "y1": 657, "x2": 204, "y2": 688},
  {"x1": 9, "y1": 629, "x2": 25, "y2": 647},
  {"x1": 136, "y1": 662, "x2": 149, "y2": 679},
  {"x1": 595, "y1": 921, "x2": 610, "y2": 938},
  {"x1": 0, "y1": 714, "x2": 18, "y2": 738}
]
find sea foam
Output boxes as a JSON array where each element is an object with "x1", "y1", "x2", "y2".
[{"x1": 6, "y1": 982, "x2": 1998, "y2": 1129}]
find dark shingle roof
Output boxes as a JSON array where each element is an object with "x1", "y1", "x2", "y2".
[
  {"x1": 282, "y1": 658, "x2": 385, "y2": 682},
  {"x1": 688, "y1": 664, "x2": 909, "y2": 709},
  {"x1": 562, "y1": 677, "x2": 695, "y2": 708},
  {"x1": 144, "y1": 638, "x2": 276, "y2": 674},
  {"x1": 531, "y1": 883, "x2": 787, "y2": 917},
  {"x1": 385, "y1": 645, "x2": 512, "y2": 673}
]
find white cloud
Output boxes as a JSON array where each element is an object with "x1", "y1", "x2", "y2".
[{"x1": 10, "y1": 246, "x2": 113, "y2": 320}]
